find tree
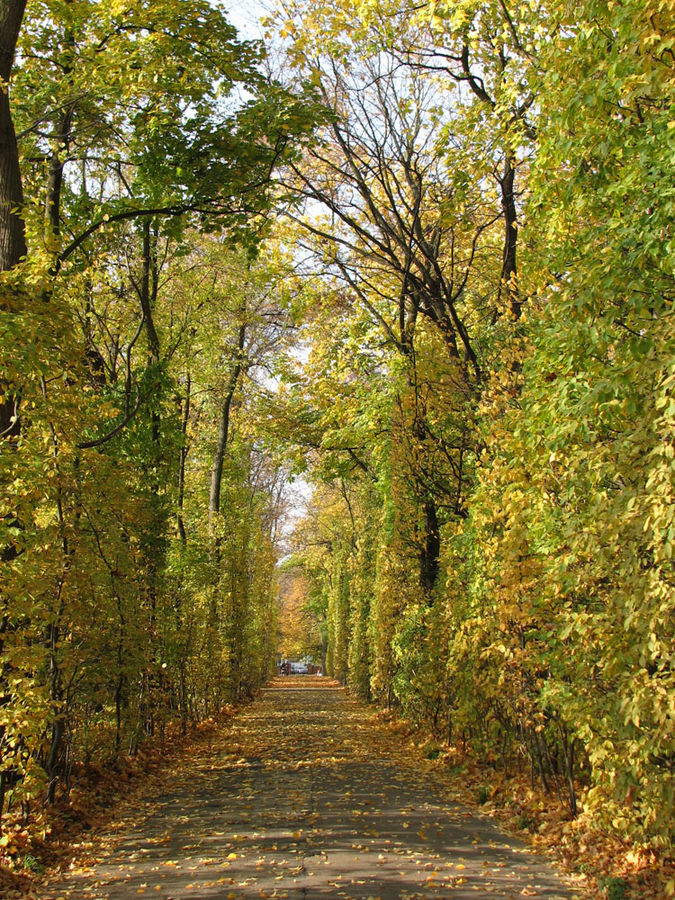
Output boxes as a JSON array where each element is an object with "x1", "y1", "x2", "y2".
[
  {"x1": 272, "y1": 0, "x2": 674, "y2": 852},
  {"x1": 0, "y1": 0, "x2": 26, "y2": 271},
  {"x1": 0, "y1": 0, "x2": 318, "y2": 821},
  {"x1": 15, "y1": 0, "x2": 315, "y2": 266}
]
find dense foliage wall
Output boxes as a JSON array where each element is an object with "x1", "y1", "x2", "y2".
[
  {"x1": 0, "y1": 238, "x2": 286, "y2": 816},
  {"x1": 0, "y1": 0, "x2": 312, "y2": 826},
  {"x1": 0, "y1": 0, "x2": 672, "y2": 861},
  {"x1": 279, "y1": 0, "x2": 674, "y2": 850}
]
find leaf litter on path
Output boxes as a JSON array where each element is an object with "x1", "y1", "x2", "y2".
[{"x1": 38, "y1": 678, "x2": 585, "y2": 899}]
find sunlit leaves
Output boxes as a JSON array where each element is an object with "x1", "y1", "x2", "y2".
[{"x1": 272, "y1": 0, "x2": 674, "y2": 857}]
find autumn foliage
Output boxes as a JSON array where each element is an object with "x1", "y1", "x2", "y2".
[
  {"x1": 274, "y1": 0, "x2": 675, "y2": 869},
  {"x1": 0, "y1": 0, "x2": 673, "y2": 891}
]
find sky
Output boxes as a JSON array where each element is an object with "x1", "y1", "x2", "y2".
[
  {"x1": 222, "y1": 0, "x2": 270, "y2": 41},
  {"x1": 218, "y1": 1, "x2": 314, "y2": 543}
]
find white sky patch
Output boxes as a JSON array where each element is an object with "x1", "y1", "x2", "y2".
[{"x1": 221, "y1": 0, "x2": 270, "y2": 40}]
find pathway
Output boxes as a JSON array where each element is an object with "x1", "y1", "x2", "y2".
[{"x1": 42, "y1": 679, "x2": 582, "y2": 899}]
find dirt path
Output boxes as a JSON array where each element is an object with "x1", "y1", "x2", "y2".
[{"x1": 42, "y1": 679, "x2": 583, "y2": 899}]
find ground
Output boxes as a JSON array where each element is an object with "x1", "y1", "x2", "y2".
[{"x1": 36, "y1": 678, "x2": 584, "y2": 899}]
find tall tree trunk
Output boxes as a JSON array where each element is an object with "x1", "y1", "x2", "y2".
[
  {"x1": 177, "y1": 373, "x2": 190, "y2": 544},
  {"x1": 0, "y1": 0, "x2": 26, "y2": 272},
  {"x1": 139, "y1": 219, "x2": 161, "y2": 366},
  {"x1": 206, "y1": 316, "x2": 247, "y2": 707},
  {"x1": 137, "y1": 219, "x2": 162, "y2": 738},
  {"x1": 410, "y1": 403, "x2": 441, "y2": 595},
  {"x1": 209, "y1": 319, "x2": 247, "y2": 523},
  {"x1": 45, "y1": 106, "x2": 74, "y2": 246},
  {"x1": 0, "y1": 0, "x2": 27, "y2": 446},
  {"x1": 500, "y1": 154, "x2": 520, "y2": 319},
  {"x1": 0, "y1": 2, "x2": 26, "y2": 828},
  {"x1": 419, "y1": 497, "x2": 440, "y2": 594}
]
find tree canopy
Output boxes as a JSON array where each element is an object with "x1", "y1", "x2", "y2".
[{"x1": 0, "y1": 0, "x2": 672, "y2": 886}]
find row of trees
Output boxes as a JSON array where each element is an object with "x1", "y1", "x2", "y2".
[
  {"x1": 0, "y1": 0, "x2": 315, "y2": 825},
  {"x1": 276, "y1": 0, "x2": 674, "y2": 849},
  {"x1": 0, "y1": 0, "x2": 672, "y2": 858}
]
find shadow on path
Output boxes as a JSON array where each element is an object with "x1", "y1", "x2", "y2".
[{"x1": 42, "y1": 679, "x2": 584, "y2": 899}]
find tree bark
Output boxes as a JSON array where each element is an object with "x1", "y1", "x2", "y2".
[
  {"x1": 177, "y1": 373, "x2": 191, "y2": 544},
  {"x1": 419, "y1": 496, "x2": 440, "y2": 594},
  {"x1": 0, "y1": 0, "x2": 27, "y2": 452},
  {"x1": 0, "y1": 18, "x2": 25, "y2": 801},
  {"x1": 136, "y1": 219, "x2": 162, "y2": 738},
  {"x1": 209, "y1": 320, "x2": 246, "y2": 523},
  {"x1": 500, "y1": 154, "x2": 520, "y2": 319},
  {"x1": 139, "y1": 220, "x2": 161, "y2": 366},
  {"x1": 0, "y1": 0, "x2": 26, "y2": 272},
  {"x1": 45, "y1": 106, "x2": 74, "y2": 243}
]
